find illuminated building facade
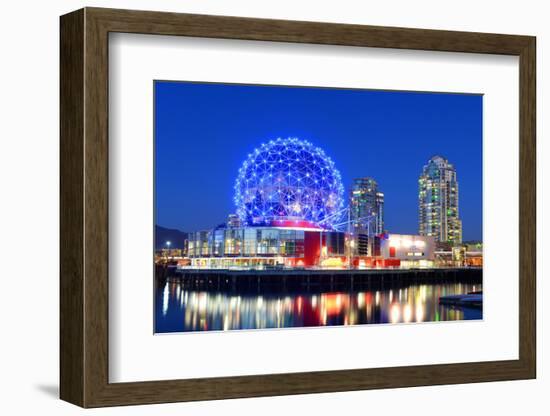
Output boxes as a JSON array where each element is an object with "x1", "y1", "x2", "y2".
[
  {"x1": 187, "y1": 225, "x2": 346, "y2": 268},
  {"x1": 350, "y1": 177, "x2": 384, "y2": 236},
  {"x1": 226, "y1": 213, "x2": 242, "y2": 228},
  {"x1": 348, "y1": 177, "x2": 384, "y2": 258},
  {"x1": 418, "y1": 155, "x2": 462, "y2": 245},
  {"x1": 379, "y1": 233, "x2": 435, "y2": 268}
]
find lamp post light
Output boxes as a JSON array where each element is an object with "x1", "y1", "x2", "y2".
[{"x1": 165, "y1": 241, "x2": 171, "y2": 262}]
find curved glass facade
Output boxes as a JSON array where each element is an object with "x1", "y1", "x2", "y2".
[{"x1": 187, "y1": 226, "x2": 345, "y2": 268}]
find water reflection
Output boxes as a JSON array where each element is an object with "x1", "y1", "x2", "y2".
[{"x1": 155, "y1": 282, "x2": 482, "y2": 333}]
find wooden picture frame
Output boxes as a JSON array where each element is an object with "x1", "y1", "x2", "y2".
[{"x1": 60, "y1": 7, "x2": 536, "y2": 408}]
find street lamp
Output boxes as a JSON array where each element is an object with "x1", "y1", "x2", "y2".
[{"x1": 165, "y1": 241, "x2": 171, "y2": 261}]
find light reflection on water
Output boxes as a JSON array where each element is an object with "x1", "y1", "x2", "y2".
[{"x1": 155, "y1": 281, "x2": 482, "y2": 333}]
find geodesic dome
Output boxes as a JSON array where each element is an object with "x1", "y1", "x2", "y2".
[{"x1": 234, "y1": 137, "x2": 344, "y2": 229}]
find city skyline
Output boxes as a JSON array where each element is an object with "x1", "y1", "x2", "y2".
[{"x1": 155, "y1": 81, "x2": 482, "y2": 240}]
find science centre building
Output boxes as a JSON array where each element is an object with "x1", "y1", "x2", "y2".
[{"x1": 186, "y1": 138, "x2": 433, "y2": 269}]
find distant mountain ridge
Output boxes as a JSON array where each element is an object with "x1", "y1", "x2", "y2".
[{"x1": 155, "y1": 225, "x2": 188, "y2": 250}]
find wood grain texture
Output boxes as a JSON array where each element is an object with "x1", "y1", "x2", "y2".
[
  {"x1": 59, "y1": 7, "x2": 537, "y2": 408},
  {"x1": 518, "y1": 38, "x2": 536, "y2": 376},
  {"x1": 83, "y1": 10, "x2": 110, "y2": 406},
  {"x1": 59, "y1": 8, "x2": 84, "y2": 407}
]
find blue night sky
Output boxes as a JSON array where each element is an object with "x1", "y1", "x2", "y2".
[{"x1": 155, "y1": 81, "x2": 482, "y2": 241}]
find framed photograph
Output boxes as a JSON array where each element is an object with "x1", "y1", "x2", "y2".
[{"x1": 60, "y1": 7, "x2": 536, "y2": 407}]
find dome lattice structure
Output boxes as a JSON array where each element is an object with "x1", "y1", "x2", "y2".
[{"x1": 234, "y1": 138, "x2": 344, "y2": 229}]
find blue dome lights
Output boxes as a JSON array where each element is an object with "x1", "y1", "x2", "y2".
[{"x1": 234, "y1": 137, "x2": 344, "y2": 229}]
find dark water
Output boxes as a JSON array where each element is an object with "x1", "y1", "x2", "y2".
[{"x1": 155, "y1": 280, "x2": 482, "y2": 333}]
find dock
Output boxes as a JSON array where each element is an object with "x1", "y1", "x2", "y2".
[{"x1": 156, "y1": 266, "x2": 482, "y2": 293}]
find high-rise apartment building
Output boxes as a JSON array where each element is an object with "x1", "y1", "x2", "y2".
[
  {"x1": 418, "y1": 155, "x2": 462, "y2": 245},
  {"x1": 350, "y1": 177, "x2": 384, "y2": 237}
]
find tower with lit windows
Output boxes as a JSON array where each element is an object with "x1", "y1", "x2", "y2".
[
  {"x1": 418, "y1": 155, "x2": 462, "y2": 245},
  {"x1": 350, "y1": 177, "x2": 384, "y2": 236}
]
